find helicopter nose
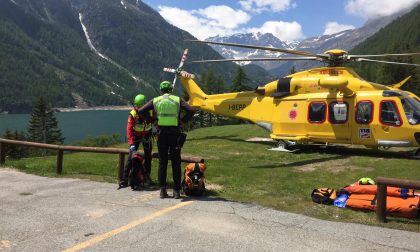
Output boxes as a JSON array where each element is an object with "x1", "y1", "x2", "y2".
[{"x1": 415, "y1": 132, "x2": 420, "y2": 145}]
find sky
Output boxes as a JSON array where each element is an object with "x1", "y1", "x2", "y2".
[{"x1": 144, "y1": 0, "x2": 420, "y2": 42}]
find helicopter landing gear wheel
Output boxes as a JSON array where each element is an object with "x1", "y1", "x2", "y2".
[{"x1": 269, "y1": 140, "x2": 298, "y2": 152}]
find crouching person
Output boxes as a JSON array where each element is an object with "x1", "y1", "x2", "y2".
[{"x1": 119, "y1": 94, "x2": 154, "y2": 189}]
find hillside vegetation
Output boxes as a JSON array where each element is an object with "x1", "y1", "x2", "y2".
[
  {"x1": 0, "y1": 0, "x2": 270, "y2": 113},
  {"x1": 4, "y1": 124, "x2": 419, "y2": 232},
  {"x1": 350, "y1": 4, "x2": 420, "y2": 95}
]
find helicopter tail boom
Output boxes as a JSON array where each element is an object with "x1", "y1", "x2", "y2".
[{"x1": 180, "y1": 76, "x2": 208, "y2": 107}]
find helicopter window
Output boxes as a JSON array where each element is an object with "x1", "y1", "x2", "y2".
[
  {"x1": 401, "y1": 98, "x2": 420, "y2": 125},
  {"x1": 380, "y1": 100, "x2": 402, "y2": 126},
  {"x1": 356, "y1": 101, "x2": 373, "y2": 124},
  {"x1": 329, "y1": 102, "x2": 348, "y2": 124},
  {"x1": 308, "y1": 102, "x2": 326, "y2": 123}
]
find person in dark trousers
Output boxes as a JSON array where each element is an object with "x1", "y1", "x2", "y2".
[
  {"x1": 138, "y1": 81, "x2": 195, "y2": 199},
  {"x1": 119, "y1": 94, "x2": 154, "y2": 189}
]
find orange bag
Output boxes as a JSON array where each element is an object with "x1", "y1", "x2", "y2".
[
  {"x1": 346, "y1": 194, "x2": 420, "y2": 218},
  {"x1": 342, "y1": 185, "x2": 414, "y2": 197},
  {"x1": 182, "y1": 162, "x2": 206, "y2": 196}
]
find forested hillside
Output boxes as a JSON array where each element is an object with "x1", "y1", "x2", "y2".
[
  {"x1": 0, "y1": 0, "x2": 269, "y2": 113},
  {"x1": 350, "y1": 5, "x2": 420, "y2": 95}
]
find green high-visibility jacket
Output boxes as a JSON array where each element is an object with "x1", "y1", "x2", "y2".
[{"x1": 153, "y1": 94, "x2": 180, "y2": 126}]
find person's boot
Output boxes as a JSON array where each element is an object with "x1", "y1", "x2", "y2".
[
  {"x1": 118, "y1": 180, "x2": 128, "y2": 190},
  {"x1": 173, "y1": 190, "x2": 180, "y2": 199},
  {"x1": 160, "y1": 188, "x2": 168, "y2": 199}
]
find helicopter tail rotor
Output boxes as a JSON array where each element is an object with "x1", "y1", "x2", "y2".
[{"x1": 163, "y1": 49, "x2": 195, "y2": 89}]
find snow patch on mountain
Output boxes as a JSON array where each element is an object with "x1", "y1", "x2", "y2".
[
  {"x1": 79, "y1": 13, "x2": 108, "y2": 60},
  {"x1": 121, "y1": 0, "x2": 127, "y2": 9},
  {"x1": 8, "y1": 0, "x2": 18, "y2": 5},
  {"x1": 79, "y1": 13, "x2": 150, "y2": 87},
  {"x1": 207, "y1": 32, "x2": 299, "y2": 70}
]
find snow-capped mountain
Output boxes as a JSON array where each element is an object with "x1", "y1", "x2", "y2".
[{"x1": 207, "y1": 32, "x2": 299, "y2": 70}]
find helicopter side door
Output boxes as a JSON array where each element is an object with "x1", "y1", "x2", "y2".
[
  {"x1": 328, "y1": 99, "x2": 353, "y2": 143},
  {"x1": 305, "y1": 99, "x2": 352, "y2": 143},
  {"x1": 353, "y1": 99, "x2": 376, "y2": 146},
  {"x1": 372, "y1": 98, "x2": 412, "y2": 146}
]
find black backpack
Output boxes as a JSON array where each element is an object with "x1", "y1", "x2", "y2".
[
  {"x1": 129, "y1": 152, "x2": 145, "y2": 190},
  {"x1": 311, "y1": 188, "x2": 337, "y2": 204}
]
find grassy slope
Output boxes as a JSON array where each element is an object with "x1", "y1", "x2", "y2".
[{"x1": 4, "y1": 124, "x2": 420, "y2": 231}]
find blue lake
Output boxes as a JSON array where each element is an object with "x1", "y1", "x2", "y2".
[{"x1": 0, "y1": 110, "x2": 130, "y2": 144}]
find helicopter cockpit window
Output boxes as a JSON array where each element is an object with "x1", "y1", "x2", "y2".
[
  {"x1": 356, "y1": 101, "x2": 373, "y2": 124},
  {"x1": 380, "y1": 100, "x2": 402, "y2": 126},
  {"x1": 401, "y1": 98, "x2": 420, "y2": 125},
  {"x1": 308, "y1": 102, "x2": 326, "y2": 123},
  {"x1": 329, "y1": 102, "x2": 348, "y2": 124}
]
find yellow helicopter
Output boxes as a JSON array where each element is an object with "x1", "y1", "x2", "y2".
[{"x1": 163, "y1": 41, "x2": 420, "y2": 156}]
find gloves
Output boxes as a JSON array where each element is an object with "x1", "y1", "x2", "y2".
[{"x1": 129, "y1": 145, "x2": 136, "y2": 152}]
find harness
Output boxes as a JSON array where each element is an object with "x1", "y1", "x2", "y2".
[{"x1": 130, "y1": 109, "x2": 152, "y2": 133}]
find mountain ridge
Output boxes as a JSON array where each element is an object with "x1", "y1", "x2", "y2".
[{"x1": 0, "y1": 0, "x2": 270, "y2": 113}]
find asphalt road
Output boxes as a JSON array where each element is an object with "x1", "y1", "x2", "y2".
[{"x1": 0, "y1": 169, "x2": 419, "y2": 252}]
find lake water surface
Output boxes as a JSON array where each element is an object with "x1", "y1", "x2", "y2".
[{"x1": 0, "y1": 110, "x2": 130, "y2": 144}]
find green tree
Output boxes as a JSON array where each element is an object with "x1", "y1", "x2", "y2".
[
  {"x1": 231, "y1": 66, "x2": 250, "y2": 92},
  {"x1": 27, "y1": 97, "x2": 64, "y2": 145}
]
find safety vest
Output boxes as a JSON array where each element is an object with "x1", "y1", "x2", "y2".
[
  {"x1": 153, "y1": 94, "x2": 180, "y2": 126},
  {"x1": 130, "y1": 109, "x2": 152, "y2": 132}
]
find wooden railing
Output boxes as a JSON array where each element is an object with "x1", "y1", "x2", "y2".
[
  {"x1": 0, "y1": 138, "x2": 204, "y2": 180},
  {"x1": 376, "y1": 177, "x2": 420, "y2": 222}
]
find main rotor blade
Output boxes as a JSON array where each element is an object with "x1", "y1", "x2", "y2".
[
  {"x1": 191, "y1": 57, "x2": 319, "y2": 63},
  {"x1": 186, "y1": 39, "x2": 322, "y2": 58},
  {"x1": 356, "y1": 58, "x2": 420, "y2": 67},
  {"x1": 350, "y1": 52, "x2": 420, "y2": 58}
]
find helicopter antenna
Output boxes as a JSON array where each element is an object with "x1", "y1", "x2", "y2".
[{"x1": 163, "y1": 49, "x2": 195, "y2": 86}]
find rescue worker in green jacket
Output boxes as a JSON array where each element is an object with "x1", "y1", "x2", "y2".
[
  {"x1": 119, "y1": 94, "x2": 154, "y2": 189},
  {"x1": 138, "y1": 81, "x2": 195, "y2": 199}
]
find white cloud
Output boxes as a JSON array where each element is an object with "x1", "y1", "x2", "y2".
[
  {"x1": 158, "y1": 5, "x2": 250, "y2": 39},
  {"x1": 345, "y1": 0, "x2": 420, "y2": 18},
  {"x1": 193, "y1": 5, "x2": 250, "y2": 29},
  {"x1": 248, "y1": 21, "x2": 304, "y2": 42},
  {"x1": 239, "y1": 0, "x2": 295, "y2": 13},
  {"x1": 323, "y1": 22, "x2": 355, "y2": 35}
]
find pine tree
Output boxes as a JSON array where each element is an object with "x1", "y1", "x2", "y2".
[
  {"x1": 27, "y1": 97, "x2": 64, "y2": 145},
  {"x1": 231, "y1": 66, "x2": 250, "y2": 92}
]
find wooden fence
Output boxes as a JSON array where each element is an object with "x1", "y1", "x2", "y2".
[
  {"x1": 376, "y1": 177, "x2": 420, "y2": 222},
  {"x1": 0, "y1": 138, "x2": 204, "y2": 180}
]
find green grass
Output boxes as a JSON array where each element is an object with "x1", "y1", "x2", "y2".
[{"x1": 3, "y1": 124, "x2": 420, "y2": 232}]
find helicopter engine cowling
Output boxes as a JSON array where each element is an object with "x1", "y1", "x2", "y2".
[{"x1": 319, "y1": 77, "x2": 348, "y2": 90}]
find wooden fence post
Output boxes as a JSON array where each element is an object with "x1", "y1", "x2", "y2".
[
  {"x1": 56, "y1": 149, "x2": 63, "y2": 175},
  {"x1": 118, "y1": 153, "x2": 125, "y2": 181},
  {"x1": 0, "y1": 143, "x2": 5, "y2": 164},
  {"x1": 376, "y1": 183, "x2": 387, "y2": 222}
]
